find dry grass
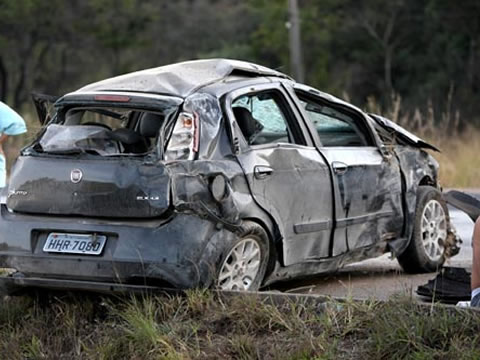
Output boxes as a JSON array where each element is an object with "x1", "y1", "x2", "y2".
[
  {"x1": 3, "y1": 112, "x2": 40, "y2": 178},
  {"x1": 433, "y1": 130, "x2": 480, "y2": 188},
  {"x1": 0, "y1": 291, "x2": 479, "y2": 359},
  {"x1": 366, "y1": 93, "x2": 479, "y2": 189}
]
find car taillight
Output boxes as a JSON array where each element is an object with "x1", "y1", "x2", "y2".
[{"x1": 165, "y1": 112, "x2": 199, "y2": 161}]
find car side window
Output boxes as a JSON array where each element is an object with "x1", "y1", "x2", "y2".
[
  {"x1": 232, "y1": 91, "x2": 299, "y2": 146},
  {"x1": 297, "y1": 95, "x2": 369, "y2": 147}
]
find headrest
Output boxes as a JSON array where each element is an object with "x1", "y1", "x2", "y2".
[
  {"x1": 232, "y1": 107, "x2": 263, "y2": 144},
  {"x1": 109, "y1": 128, "x2": 144, "y2": 145},
  {"x1": 139, "y1": 113, "x2": 163, "y2": 138}
]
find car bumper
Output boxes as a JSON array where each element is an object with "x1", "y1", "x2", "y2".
[
  {"x1": 0, "y1": 275, "x2": 179, "y2": 295},
  {"x1": 0, "y1": 205, "x2": 232, "y2": 291}
]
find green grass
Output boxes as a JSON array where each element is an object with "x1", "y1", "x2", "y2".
[{"x1": 0, "y1": 291, "x2": 479, "y2": 359}]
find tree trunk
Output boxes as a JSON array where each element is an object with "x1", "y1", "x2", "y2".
[
  {"x1": 468, "y1": 37, "x2": 476, "y2": 89},
  {"x1": 385, "y1": 45, "x2": 393, "y2": 95},
  {"x1": 13, "y1": 33, "x2": 36, "y2": 109},
  {"x1": 13, "y1": 62, "x2": 27, "y2": 109},
  {"x1": 0, "y1": 56, "x2": 7, "y2": 102}
]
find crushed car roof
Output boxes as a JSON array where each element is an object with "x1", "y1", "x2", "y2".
[{"x1": 76, "y1": 59, "x2": 292, "y2": 98}]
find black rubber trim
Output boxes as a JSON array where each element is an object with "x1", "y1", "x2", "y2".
[
  {"x1": 0, "y1": 276, "x2": 179, "y2": 295},
  {"x1": 336, "y1": 210, "x2": 394, "y2": 228},
  {"x1": 293, "y1": 220, "x2": 332, "y2": 234}
]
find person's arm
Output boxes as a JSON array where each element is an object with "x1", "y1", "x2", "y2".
[{"x1": 0, "y1": 133, "x2": 8, "y2": 155}]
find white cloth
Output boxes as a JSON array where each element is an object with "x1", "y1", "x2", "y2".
[
  {"x1": 472, "y1": 287, "x2": 480, "y2": 300},
  {"x1": 0, "y1": 101, "x2": 27, "y2": 188}
]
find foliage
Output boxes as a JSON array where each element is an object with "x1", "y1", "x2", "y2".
[{"x1": 0, "y1": 0, "x2": 479, "y2": 126}]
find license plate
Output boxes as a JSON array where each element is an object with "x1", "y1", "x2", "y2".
[{"x1": 43, "y1": 233, "x2": 107, "y2": 255}]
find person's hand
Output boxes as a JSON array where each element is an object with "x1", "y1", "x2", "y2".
[{"x1": 0, "y1": 134, "x2": 8, "y2": 156}]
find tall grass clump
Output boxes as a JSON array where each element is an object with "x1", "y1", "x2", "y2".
[
  {"x1": 1, "y1": 291, "x2": 480, "y2": 359},
  {"x1": 366, "y1": 93, "x2": 479, "y2": 188}
]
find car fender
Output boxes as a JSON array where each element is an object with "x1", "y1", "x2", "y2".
[
  {"x1": 390, "y1": 147, "x2": 440, "y2": 256},
  {"x1": 167, "y1": 159, "x2": 284, "y2": 264}
]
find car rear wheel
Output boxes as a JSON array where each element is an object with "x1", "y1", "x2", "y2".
[
  {"x1": 398, "y1": 186, "x2": 449, "y2": 273},
  {"x1": 216, "y1": 221, "x2": 269, "y2": 291}
]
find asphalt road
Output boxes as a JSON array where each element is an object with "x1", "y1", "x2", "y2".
[{"x1": 275, "y1": 201, "x2": 476, "y2": 301}]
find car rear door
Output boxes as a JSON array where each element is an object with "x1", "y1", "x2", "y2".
[
  {"x1": 224, "y1": 83, "x2": 334, "y2": 266},
  {"x1": 292, "y1": 86, "x2": 404, "y2": 256}
]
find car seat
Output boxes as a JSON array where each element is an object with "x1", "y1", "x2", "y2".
[
  {"x1": 232, "y1": 107, "x2": 264, "y2": 145},
  {"x1": 109, "y1": 112, "x2": 163, "y2": 153}
]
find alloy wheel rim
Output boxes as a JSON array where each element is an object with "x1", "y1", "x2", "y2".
[
  {"x1": 420, "y1": 199, "x2": 447, "y2": 262},
  {"x1": 218, "y1": 238, "x2": 261, "y2": 291}
]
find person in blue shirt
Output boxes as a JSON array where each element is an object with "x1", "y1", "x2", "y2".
[{"x1": 0, "y1": 102, "x2": 27, "y2": 188}]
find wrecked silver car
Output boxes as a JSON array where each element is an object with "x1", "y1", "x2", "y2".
[{"x1": 0, "y1": 59, "x2": 458, "y2": 293}]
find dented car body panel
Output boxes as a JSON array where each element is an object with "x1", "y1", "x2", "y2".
[
  {"x1": 7, "y1": 156, "x2": 172, "y2": 218},
  {"x1": 0, "y1": 59, "x2": 454, "y2": 293}
]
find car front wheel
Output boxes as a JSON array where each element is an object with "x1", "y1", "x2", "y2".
[
  {"x1": 398, "y1": 186, "x2": 449, "y2": 273},
  {"x1": 216, "y1": 221, "x2": 269, "y2": 291}
]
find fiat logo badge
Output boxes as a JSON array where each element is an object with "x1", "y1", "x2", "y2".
[{"x1": 70, "y1": 169, "x2": 83, "y2": 184}]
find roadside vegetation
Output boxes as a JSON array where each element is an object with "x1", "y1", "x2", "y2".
[
  {"x1": 365, "y1": 94, "x2": 480, "y2": 189},
  {"x1": 0, "y1": 290, "x2": 479, "y2": 359},
  {"x1": 434, "y1": 130, "x2": 480, "y2": 189}
]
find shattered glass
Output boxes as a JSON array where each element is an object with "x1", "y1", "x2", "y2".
[{"x1": 39, "y1": 124, "x2": 122, "y2": 155}]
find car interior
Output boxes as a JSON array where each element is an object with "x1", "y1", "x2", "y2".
[
  {"x1": 232, "y1": 91, "x2": 371, "y2": 148},
  {"x1": 39, "y1": 108, "x2": 165, "y2": 155},
  {"x1": 232, "y1": 92, "x2": 294, "y2": 145},
  {"x1": 297, "y1": 95, "x2": 370, "y2": 147}
]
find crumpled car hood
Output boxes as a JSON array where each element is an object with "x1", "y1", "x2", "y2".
[{"x1": 369, "y1": 113, "x2": 440, "y2": 152}]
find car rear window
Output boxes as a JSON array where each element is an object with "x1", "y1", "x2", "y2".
[{"x1": 37, "y1": 106, "x2": 177, "y2": 156}]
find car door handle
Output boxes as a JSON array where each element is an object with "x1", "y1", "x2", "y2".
[
  {"x1": 254, "y1": 165, "x2": 274, "y2": 179},
  {"x1": 332, "y1": 161, "x2": 348, "y2": 175}
]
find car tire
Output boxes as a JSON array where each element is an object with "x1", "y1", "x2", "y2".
[
  {"x1": 397, "y1": 186, "x2": 449, "y2": 273},
  {"x1": 216, "y1": 221, "x2": 270, "y2": 291}
]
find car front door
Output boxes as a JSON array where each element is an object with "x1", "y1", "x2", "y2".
[
  {"x1": 292, "y1": 87, "x2": 404, "y2": 256},
  {"x1": 225, "y1": 83, "x2": 334, "y2": 266}
]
